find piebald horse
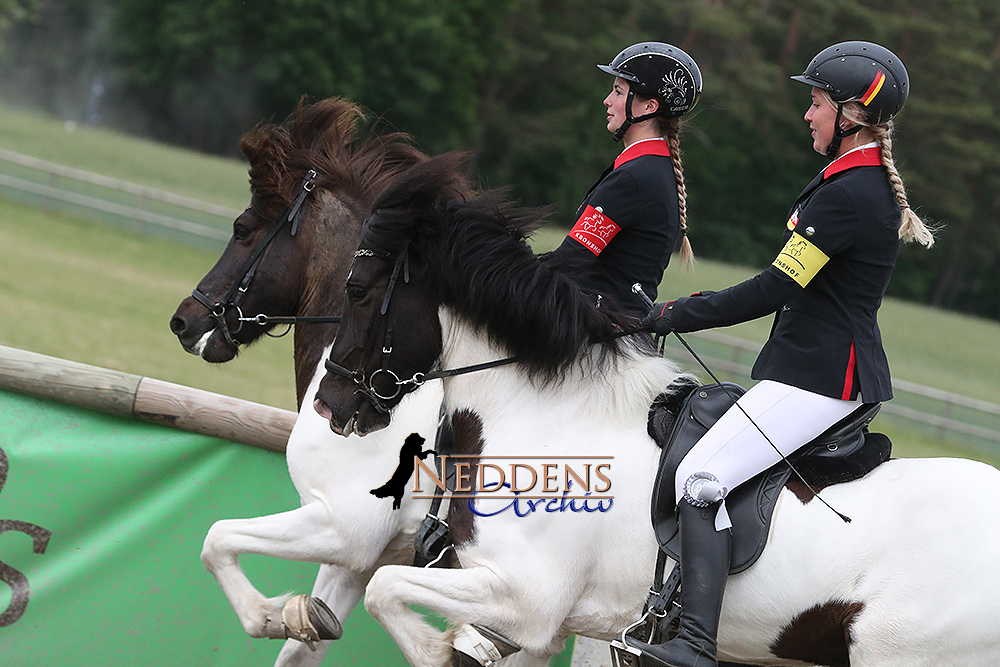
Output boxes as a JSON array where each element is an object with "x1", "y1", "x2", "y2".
[
  {"x1": 314, "y1": 152, "x2": 1000, "y2": 667},
  {"x1": 170, "y1": 98, "x2": 454, "y2": 666}
]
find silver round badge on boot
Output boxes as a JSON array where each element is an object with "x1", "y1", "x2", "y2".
[{"x1": 682, "y1": 471, "x2": 726, "y2": 507}]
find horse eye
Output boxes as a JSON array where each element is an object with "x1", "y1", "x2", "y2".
[
  {"x1": 233, "y1": 224, "x2": 251, "y2": 241},
  {"x1": 347, "y1": 285, "x2": 367, "y2": 302}
]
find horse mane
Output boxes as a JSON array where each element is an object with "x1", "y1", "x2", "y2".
[
  {"x1": 363, "y1": 153, "x2": 644, "y2": 382},
  {"x1": 238, "y1": 97, "x2": 439, "y2": 217}
]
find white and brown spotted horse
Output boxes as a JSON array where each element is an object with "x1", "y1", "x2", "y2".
[{"x1": 313, "y1": 152, "x2": 1000, "y2": 667}]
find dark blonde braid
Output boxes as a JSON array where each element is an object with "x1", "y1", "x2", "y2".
[
  {"x1": 832, "y1": 94, "x2": 934, "y2": 248},
  {"x1": 874, "y1": 125, "x2": 934, "y2": 247},
  {"x1": 663, "y1": 117, "x2": 695, "y2": 267}
]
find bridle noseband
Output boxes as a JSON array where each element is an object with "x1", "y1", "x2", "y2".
[
  {"x1": 324, "y1": 243, "x2": 413, "y2": 414},
  {"x1": 192, "y1": 169, "x2": 339, "y2": 346}
]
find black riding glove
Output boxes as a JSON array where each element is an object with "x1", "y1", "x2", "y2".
[{"x1": 640, "y1": 302, "x2": 675, "y2": 335}]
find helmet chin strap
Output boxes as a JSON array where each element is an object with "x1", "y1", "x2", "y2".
[
  {"x1": 613, "y1": 88, "x2": 662, "y2": 142},
  {"x1": 825, "y1": 103, "x2": 864, "y2": 157}
]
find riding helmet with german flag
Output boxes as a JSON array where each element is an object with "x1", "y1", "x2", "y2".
[{"x1": 791, "y1": 41, "x2": 909, "y2": 125}]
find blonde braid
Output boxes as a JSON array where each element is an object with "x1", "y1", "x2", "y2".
[
  {"x1": 875, "y1": 125, "x2": 934, "y2": 247},
  {"x1": 664, "y1": 117, "x2": 695, "y2": 267},
  {"x1": 830, "y1": 94, "x2": 934, "y2": 249}
]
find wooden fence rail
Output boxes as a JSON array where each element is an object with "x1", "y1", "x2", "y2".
[
  {"x1": 0, "y1": 344, "x2": 294, "y2": 453},
  {"x1": 0, "y1": 148, "x2": 238, "y2": 246}
]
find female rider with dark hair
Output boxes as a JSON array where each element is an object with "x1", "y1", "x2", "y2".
[
  {"x1": 628, "y1": 41, "x2": 934, "y2": 667},
  {"x1": 545, "y1": 41, "x2": 701, "y2": 317}
]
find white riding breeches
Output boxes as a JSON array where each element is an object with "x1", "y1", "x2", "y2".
[{"x1": 675, "y1": 380, "x2": 863, "y2": 530}]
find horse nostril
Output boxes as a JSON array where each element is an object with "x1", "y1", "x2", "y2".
[
  {"x1": 313, "y1": 397, "x2": 333, "y2": 421},
  {"x1": 169, "y1": 315, "x2": 187, "y2": 335}
]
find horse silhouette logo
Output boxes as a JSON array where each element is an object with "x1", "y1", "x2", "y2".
[
  {"x1": 785, "y1": 240, "x2": 808, "y2": 259},
  {"x1": 578, "y1": 208, "x2": 617, "y2": 240},
  {"x1": 370, "y1": 433, "x2": 436, "y2": 510}
]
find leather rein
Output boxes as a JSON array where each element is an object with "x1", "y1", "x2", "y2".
[
  {"x1": 323, "y1": 243, "x2": 646, "y2": 414},
  {"x1": 191, "y1": 169, "x2": 340, "y2": 346}
]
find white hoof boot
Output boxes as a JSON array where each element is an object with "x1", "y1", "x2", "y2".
[{"x1": 452, "y1": 624, "x2": 521, "y2": 667}]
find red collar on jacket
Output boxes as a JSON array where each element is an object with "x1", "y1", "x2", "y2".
[
  {"x1": 824, "y1": 146, "x2": 882, "y2": 179},
  {"x1": 614, "y1": 138, "x2": 670, "y2": 169}
]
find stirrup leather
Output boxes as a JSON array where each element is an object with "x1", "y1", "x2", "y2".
[{"x1": 610, "y1": 562, "x2": 683, "y2": 667}]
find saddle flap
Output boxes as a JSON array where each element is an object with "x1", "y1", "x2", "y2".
[
  {"x1": 649, "y1": 383, "x2": 745, "y2": 549},
  {"x1": 648, "y1": 384, "x2": 891, "y2": 575}
]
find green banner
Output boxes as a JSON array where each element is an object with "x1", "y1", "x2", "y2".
[{"x1": 0, "y1": 389, "x2": 413, "y2": 666}]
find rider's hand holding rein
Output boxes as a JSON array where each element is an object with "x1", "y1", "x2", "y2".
[{"x1": 640, "y1": 302, "x2": 675, "y2": 336}]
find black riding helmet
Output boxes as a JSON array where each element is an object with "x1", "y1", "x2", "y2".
[
  {"x1": 599, "y1": 42, "x2": 702, "y2": 142},
  {"x1": 792, "y1": 41, "x2": 909, "y2": 156}
]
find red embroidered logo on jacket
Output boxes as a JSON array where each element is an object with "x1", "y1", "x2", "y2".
[{"x1": 568, "y1": 205, "x2": 620, "y2": 255}]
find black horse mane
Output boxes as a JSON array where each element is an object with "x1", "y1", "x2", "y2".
[
  {"x1": 239, "y1": 97, "x2": 462, "y2": 218},
  {"x1": 362, "y1": 153, "x2": 641, "y2": 381}
]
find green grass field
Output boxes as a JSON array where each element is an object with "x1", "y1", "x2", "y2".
[
  {"x1": 1, "y1": 102, "x2": 999, "y2": 466},
  {"x1": 0, "y1": 102, "x2": 250, "y2": 208}
]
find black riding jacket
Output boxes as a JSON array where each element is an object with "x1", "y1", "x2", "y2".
[
  {"x1": 662, "y1": 147, "x2": 900, "y2": 401},
  {"x1": 548, "y1": 139, "x2": 681, "y2": 317}
]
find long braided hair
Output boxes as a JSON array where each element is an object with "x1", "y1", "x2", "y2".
[
  {"x1": 822, "y1": 91, "x2": 935, "y2": 248},
  {"x1": 656, "y1": 115, "x2": 695, "y2": 266}
]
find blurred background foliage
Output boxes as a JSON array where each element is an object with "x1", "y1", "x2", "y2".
[{"x1": 2, "y1": 0, "x2": 1000, "y2": 320}]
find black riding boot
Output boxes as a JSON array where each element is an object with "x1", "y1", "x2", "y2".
[{"x1": 629, "y1": 498, "x2": 731, "y2": 667}]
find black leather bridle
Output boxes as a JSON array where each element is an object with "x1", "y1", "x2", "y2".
[
  {"x1": 324, "y1": 242, "x2": 413, "y2": 413},
  {"x1": 191, "y1": 169, "x2": 339, "y2": 346},
  {"x1": 324, "y1": 241, "x2": 522, "y2": 415}
]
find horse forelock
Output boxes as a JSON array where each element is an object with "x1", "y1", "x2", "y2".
[
  {"x1": 239, "y1": 97, "x2": 429, "y2": 220},
  {"x1": 359, "y1": 151, "x2": 475, "y2": 255}
]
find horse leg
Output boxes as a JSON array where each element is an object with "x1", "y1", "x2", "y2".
[
  {"x1": 364, "y1": 565, "x2": 569, "y2": 667},
  {"x1": 201, "y1": 502, "x2": 368, "y2": 641},
  {"x1": 274, "y1": 563, "x2": 366, "y2": 667}
]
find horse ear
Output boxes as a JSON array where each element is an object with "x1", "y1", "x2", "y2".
[{"x1": 240, "y1": 123, "x2": 292, "y2": 204}]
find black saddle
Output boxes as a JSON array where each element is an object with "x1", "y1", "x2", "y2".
[{"x1": 648, "y1": 379, "x2": 891, "y2": 574}]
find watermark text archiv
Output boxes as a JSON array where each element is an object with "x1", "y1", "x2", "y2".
[{"x1": 412, "y1": 455, "x2": 614, "y2": 516}]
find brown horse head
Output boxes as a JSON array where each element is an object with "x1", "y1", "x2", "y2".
[{"x1": 170, "y1": 97, "x2": 434, "y2": 406}]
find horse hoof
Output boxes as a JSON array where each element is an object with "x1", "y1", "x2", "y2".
[
  {"x1": 281, "y1": 594, "x2": 343, "y2": 649},
  {"x1": 451, "y1": 648, "x2": 485, "y2": 667},
  {"x1": 306, "y1": 596, "x2": 343, "y2": 640},
  {"x1": 451, "y1": 624, "x2": 520, "y2": 666}
]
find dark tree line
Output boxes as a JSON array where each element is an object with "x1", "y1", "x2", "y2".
[{"x1": 3, "y1": 0, "x2": 1000, "y2": 320}]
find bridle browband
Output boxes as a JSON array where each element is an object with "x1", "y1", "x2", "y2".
[{"x1": 191, "y1": 169, "x2": 340, "y2": 346}]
